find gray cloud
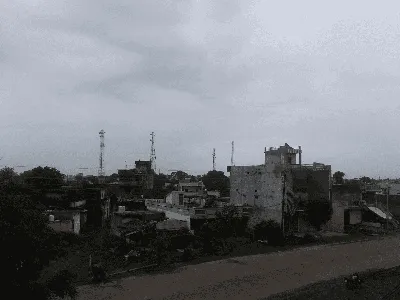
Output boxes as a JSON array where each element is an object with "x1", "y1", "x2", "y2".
[{"x1": 1, "y1": 1, "x2": 400, "y2": 178}]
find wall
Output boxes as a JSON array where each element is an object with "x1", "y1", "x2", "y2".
[
  {"x1": 147, "y1": 206, "x2": 191, "y2": 229},
  {"x1": 374, "y1": 194, "x2": 400, "y2": 219},
  {"x1": 49, "y1": 220, "x2": 73, "y2": 233},
  {"x1": 323, "y1": 187, "x2": 360, "y2": 232},
  {"x1": 229, "y1": 160, "x2": 283, "y2": 223}
]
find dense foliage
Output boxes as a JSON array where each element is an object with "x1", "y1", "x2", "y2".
[
  {"x1": 0, "y1": 190, "x2": 77, "y2": 299},
  {"x1": 305, "y1": 199, "x2": 333, "y2": 231},
  {"x1": 253, "y1": 219, "x2": 284, "y2": 246}
]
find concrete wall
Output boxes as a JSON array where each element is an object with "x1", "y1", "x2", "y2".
[
  {"x1": 147, "y1": 206, "x2": 191, "y2": 229},
  {"x1": 48, "y1": 210, "x2": 85, "y2": 234},
  {"x1": 229, "y1": 159, "x2": 284, "y2": 223},
  {"x1": 166, "y1": 191, "x2": 183, "y2": 206},
  {"x1": 323, "y1": 189, "x2": 359, "y2": 232},
  {"x1": 49, "y1": 220, "x2": 73, "y2": 233}
]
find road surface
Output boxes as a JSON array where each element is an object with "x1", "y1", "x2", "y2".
[{"x1": 78, "y1": 236, "x2": 400, "y2": 300}]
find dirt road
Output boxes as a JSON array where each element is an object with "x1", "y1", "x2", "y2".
[{"x1": 78, "y1": 236, "x2": 400, "y2": 300}]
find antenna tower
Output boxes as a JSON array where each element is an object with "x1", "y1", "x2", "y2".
[
  {"x1": 212, "y1": 148, "x2": 216, "y2": 171},
  {"x1": 150, "y1": 132, "x2": 156, "y2": 171},
  {"x1": 98, "y1": 130, "x2": 105, "y2": 183},
  {"x1": 231, "y1": 141, "x2": 235, "y2": 166}
]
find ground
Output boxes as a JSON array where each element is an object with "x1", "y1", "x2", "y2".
[
  {"x1": 76, "y1": 234, "x2": 400, "y2": 300},
  {"x1": 266, "y1": 266, "x2": 400, "y2": 300},
  {"x1": 45, "y1": 230, "x2": 375, "y2": 285}
]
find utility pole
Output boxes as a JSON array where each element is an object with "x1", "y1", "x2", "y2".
[
  {"x1": 212, "y1": 148, "x2": 216, "y2": 171},
  {"x1": 98, "y1": 130, "x2": 105, "y2": 184},
  {"x1": 150, "y1": 132, "x2": 156, "y2": 171},
  {"x1": 281, "y1": 172, "x2": 286, "y2": 236},
  {"x1": 231, "y1": 141, "x2": 235, "y2": 166},
  {"x1": 387, "y1": 182, "x2": 390, "y2": 230}
]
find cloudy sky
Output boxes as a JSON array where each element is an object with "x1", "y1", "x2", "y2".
[{"x1": 1, "y1": 0, "x2": 400, "y2": 178}]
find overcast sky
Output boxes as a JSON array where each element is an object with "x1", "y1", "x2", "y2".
[{"x1": 1, "y1": 1, "x2": 400, "y2": 178}]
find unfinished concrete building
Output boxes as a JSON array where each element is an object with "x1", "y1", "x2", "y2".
[{"x1": 228, "y1": 143, "x2": 331, "y2": 230}]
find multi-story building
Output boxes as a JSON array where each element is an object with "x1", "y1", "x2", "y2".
[
  {"x1": 117, "y1": 160, "x2": 154, "y2": 197},
  {"x1": 228, "y1": 143, "x2": 331, "y2": 229},
  {"x1": 165, "y1": 181, "x2": 206, "y2": 207}
]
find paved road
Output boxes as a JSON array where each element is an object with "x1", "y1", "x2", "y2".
[{"x1": 78, "y1": 236, "x2": 400, "y2": 300}]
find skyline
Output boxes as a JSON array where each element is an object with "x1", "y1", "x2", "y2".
[{"x1": 2, "y1": 1, "x2": 400, "y2": 178}]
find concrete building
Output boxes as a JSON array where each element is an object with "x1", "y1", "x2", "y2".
[
  {"x1": 47, "y1": 209, "x2": 87, "y2": 234},
  {"x1": 165, "y1": 181, "x2": 206, "y2": 207},
  {"x1": 118, "y1": 160, "x2": 154, "y2": 197},
  {"x1": 228, "y1": 143, "x2": 331, "y2": 230}
]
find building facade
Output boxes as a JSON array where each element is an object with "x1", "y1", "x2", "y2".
[
  {"x1": 229, "y1": 143, "x2": 331, "y2": 229},
  {"x1": 165, "y1": 181, "x2": 206, "y2": 207}
]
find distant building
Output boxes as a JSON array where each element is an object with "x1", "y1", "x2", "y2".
[
  {"x1": 118, "y1": 160, "x2": 154, "y2": 197},
  {"x1": 165, "y1": 181, "x2": 206, "y2": 207},
  {"x1": 47, "y1": 209, "x2": 87, "y2": 234}
]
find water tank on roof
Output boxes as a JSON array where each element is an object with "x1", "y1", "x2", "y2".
[
  {"x1": 118, "y1": 206, "x2": 126, "y2": 213},
  {"x1": 49, "y1": 215, "x2": 55, "y2": 222}
]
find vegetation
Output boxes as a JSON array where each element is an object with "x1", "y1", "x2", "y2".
[
  {"x1": 333, "y1": 171, "x2": 345, "y2": 184},
  {"x1": 305, "y1": 199, "x2": 333, "y2": 231},
  {"x1": 253, "y1": 219, "x2": 284, "y2": 246},
  {"x1": 201, "y1": 170, "x2": 230, "y2": 197},
  {"x1": 0, "y1": 191, "x2": 77, "y2": 299}
]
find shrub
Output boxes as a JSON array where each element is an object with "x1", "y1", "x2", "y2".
[{"x1": 253, "y1": 219, "x2": 284, "y2": 246}]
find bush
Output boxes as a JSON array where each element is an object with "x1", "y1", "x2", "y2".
[{"x1": 253, "y1": 219, "x2": 284, "y2": 246}]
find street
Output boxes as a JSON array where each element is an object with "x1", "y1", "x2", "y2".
[{"x1": 78, "y1": 235, "x2": 400, "y2": 300}]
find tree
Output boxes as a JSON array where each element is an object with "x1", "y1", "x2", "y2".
[
  {"x1": 201, "y1": 170, "x2": 230, "y2": 197},
  {"x1": 333, "y1": 171, "x2": 345, "y2": 184},
  {"x1": 305, "y1": 199, "x2": 333, "y2": 231},
  {"x1": 0, "y1": 192, "x2": 76, "y2": 299},
  {"x1": 253, "y1": 219, "x2": 283, "y2": 246},
  {"x1": 106, "y1": 173, "x2": 119, "y2": 183},
  {"x1": 0, "y1": 167, "x2": 18, "y2": 185},
  {"x1": 20, "y1": 166, "x2": 65, "y2": 188}
]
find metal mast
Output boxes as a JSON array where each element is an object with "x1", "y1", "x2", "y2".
[
  {"x1": 98, "y1": 130, "x2": 105, "y2": 183},
  {"x1": 212, "y1": 148, "x2": 216, "y2": 171},
  {"x1": 150, "y1": 132, "x2": 156, "y2": 171},
  {"x1": 231, "y1": 141, "x2": 235, "y2": 166}
]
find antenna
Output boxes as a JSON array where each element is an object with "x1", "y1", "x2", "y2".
[
  {"x1": 212, "y1": 148, "x2": 216, "y2": 171},
  {"x1": 98, "y1": 130, "x2": 105, "y2": 183},
  {"x1": 231, "y1": 141, "x2": 235, "y2": 166},
  {"x1": 150, "y1": 132, "x2": 156, "y2": 171}
]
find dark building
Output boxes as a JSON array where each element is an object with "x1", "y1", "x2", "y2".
[{"x1": 118, "y1": 160, "x2": 154, "y2": 197}]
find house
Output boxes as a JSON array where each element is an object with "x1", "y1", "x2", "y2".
[
  {"x1": 47, "y1": 209, "x2": 87, "y2": 234},
  {"x1": 165, "y1": 181, "x2": 206, "y2": 207},
  {"x1": 111, "y1": 208, "x2": 165, "y2": 237},
  {"x1": 117, "y1": 160, "x2": 154, "y2": 197}
]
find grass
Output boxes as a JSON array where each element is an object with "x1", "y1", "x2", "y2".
[{"x1": 265, "y1": 266, "x2": 400, "y2": 300}]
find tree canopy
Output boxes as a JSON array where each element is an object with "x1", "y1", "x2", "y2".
[
  {"x1": 20, "y1": 166, "x2": 65, "y2": 189},
  {"x1": 201, "y1": 170, "x2": 230, "y2": 197},
  {"x1": 333, "y1": 171, "x2": 345, "y2": 184},
  {"x1": 0, "y1": 191, "x2": 76, "y2": 299},
  {"x1": 305, "y1": 199, "x2": 333, "y2": 231}
]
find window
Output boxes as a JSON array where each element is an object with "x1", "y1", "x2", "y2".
[{"x1": 255, "y1": 195, "x2": 259, "y2": 199}]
